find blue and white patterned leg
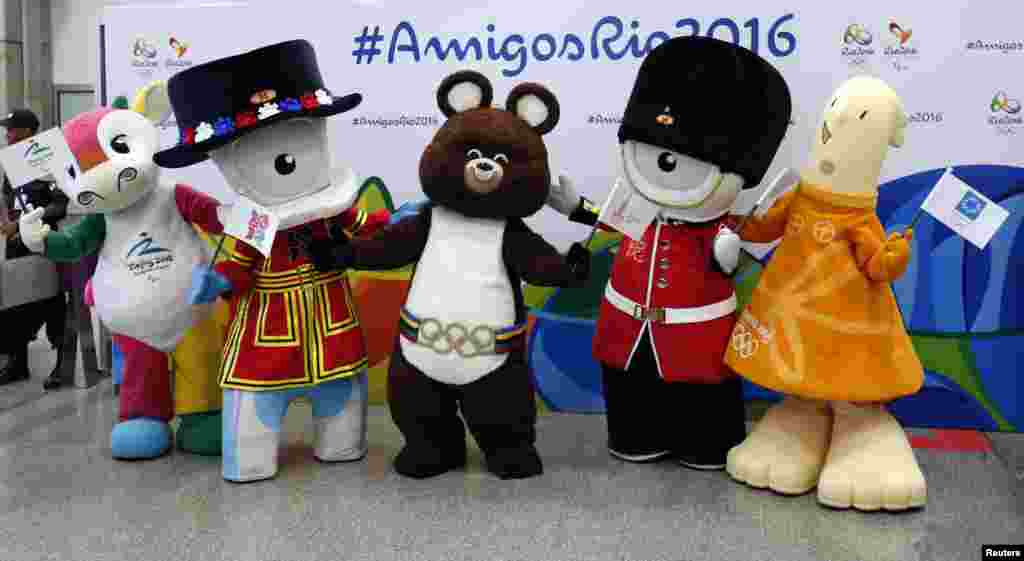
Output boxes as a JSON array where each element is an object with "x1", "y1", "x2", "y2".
[
  {"x1": 222, "y1": 388, "x2": 293, "y2": 482},
  {"x1": 309, "y1": 371, "x2": 368, "y2": 462}
]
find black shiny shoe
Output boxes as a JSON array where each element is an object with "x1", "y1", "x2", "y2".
[
  {"x1": 42, "y1": 371, "x2": 64, "y2": 390},
  {"x1": 43, "y1": 349, "x2": 65, "y2": 390}
]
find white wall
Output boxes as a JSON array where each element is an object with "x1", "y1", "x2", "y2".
[{"x1": 51, "y1": 0, "x2": 103, "y2": 86}]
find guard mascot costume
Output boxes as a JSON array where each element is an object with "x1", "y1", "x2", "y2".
[
  {"x1": 18, "y1": 85, "x2": 225, "y2": 459},
  {"x1": 154, "y1": 40, "x2": 389, "y2": 483},
  {"x1": 553, "y1": 36, "x2": 792, "y2": 469},
  {"x1": 308, "y1": 70, "x2": 591, "y2": 480},
  {"x1": 724, "y1": 75, "x2": 927, "y2": 511}
]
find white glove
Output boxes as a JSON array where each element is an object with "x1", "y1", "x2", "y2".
[
  {"x1": 713, "y1": 227, "x2": 741, "y2": 274},
  {"x1": 18, "y1": 207, "x2": 50, "y2": 254},
  {"x1": 546, "y1": 174, "x2": 582, "y2": 216}
]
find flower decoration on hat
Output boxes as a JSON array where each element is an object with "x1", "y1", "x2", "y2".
[
  {"x1": 235, "y1": 110, "x2": 258, "y2": 129},
  {"x1": 315, "y1": 89, "x2": 333, "y2": 106},
  {"x1": 194, "y1": 122, "x2": 214, "y2": 143},
  {"x1": 656, "y1": 106, "x2": 674, "y2": 126},
  {"x1": 250, "y1": 89, "x2": 277, "y2": 105},
  {"x1": 279, "y1": 98, "x2": 302, "y2": 113},
  {"x1": 180, "y1": 127, "x2": 196, "y2": 145},
  {"x1": 258, "y1": 102, "x2": 281, "y2": 120},
  {"x1": 214, "y1": 117, "x2": 235, "y2": 137},
  {"x1": 300, "y1": 93, "x2": 318, "y2": 109}
]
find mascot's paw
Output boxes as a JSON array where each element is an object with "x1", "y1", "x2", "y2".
[
  {"x1": 176, "y1": 411, "x2": 223, "y2": 456},
  {"x1": 546, "y1": 174, "x2": 583, "y2": 217},
  {"x1": 394, "y1": 444, "x2": 466, "y2": 479},
  {"x1": 18, "y1": 207, "x2": 50, "y2": 253},
  {"x1": 110, "y1": 418, "x2": 172, "y2": 460},
  {"x1": 307, "y1": 238, "x2": 354, "y2": 273},
  {"x1": 713, "y1": 228, "x2": 742, "y2": 274},
  {"x1": 389, "y1": 200, "x2": 429, "y2": 225},
  {"x1": 817, "y1": 403, "x2": 927, "y2": 511},
  {"x1": 726, "y1": 398, "x2": 831, "y2": 495},
  {"x1": 188, "y1": 266, "x2": 231, "y2": 305},
  {"x1": 566, "y1": 242, "x2": 591, "y2": 283},
  {"x1": 486, "y1": 445, "x2": 544, "y2": 480}
]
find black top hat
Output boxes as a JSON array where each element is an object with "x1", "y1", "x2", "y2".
[
  {"x1": 618, "y1": 36, "x2": 792, "y2": 188},
  {"x1": 154, "y1": 40, "x2": 361, "y2": 168}
]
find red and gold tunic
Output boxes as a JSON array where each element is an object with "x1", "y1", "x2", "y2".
[{"x1": 174, "y1": 186, "x2": 389, "y2": 390}]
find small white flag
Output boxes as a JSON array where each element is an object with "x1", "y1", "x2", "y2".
[
  {"x1": 920, "y1": 168, "x2": 1010, "y2": 249},
  {"x1": 596, "y1": 178, "x2": 660, "y2": 241},
  {"x1": 222, "y1": 196, "x2": 280, "y2": 257},
  {"x1": 0, "y1": 127, "x2": 82, "y2": 196}
]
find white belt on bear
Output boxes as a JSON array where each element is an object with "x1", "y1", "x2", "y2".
[{"x1": 604, "y1": 283, "x2": 736, "y2": 324}]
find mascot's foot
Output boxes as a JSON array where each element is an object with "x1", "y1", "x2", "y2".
[
  {"x1": 176, "y1": 411, "x2": 223, "y2": 456},
  {"x1": 486, "y1": 445, "x2": 543, "y2": 480},
  {"x1": 727, "y1": 398, "x2": 831, "y2": 495},
  {"x1": 817, "y1": 403, "x2": 927, "y2": 511},
  {"x1": 394, "y1": 444, "x2": 466, "y2": 479},
  {"x1": 111, "y1": 418, "x2": 172, "y2": 460}
]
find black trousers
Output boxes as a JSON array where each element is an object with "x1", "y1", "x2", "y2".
[
  {"x1": 1, "y1": 238, "x2": 67, "y2": 356},
  {"x1": 601, "y1": 332, "x2": 746, "y2": 465},
  {"x1": 0, "y1": 293, "x2": 66, "y2": 354},
  {"x1": 387, "y1": 343, "x2": 538, "y2": 459}
]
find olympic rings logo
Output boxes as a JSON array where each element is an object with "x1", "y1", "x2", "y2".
[{"x1": 418, "y1": 319, "x2": 498, "y2": 357}]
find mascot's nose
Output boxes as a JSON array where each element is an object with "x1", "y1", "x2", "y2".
[{"x1": 476, "y1": 161, "x2": 494, "y2": 172}]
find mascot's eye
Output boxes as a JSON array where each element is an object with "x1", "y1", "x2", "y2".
[
  {"x1": 110, "y1": 135, "x2": 130, "y2": 154},
  {"x1": 657, "y1": 152, "x2": 678, "y2": 173},
  {"x1": 466, "y1": 148, "x2": 482, "y2": 160},
  {"x1": 494, "y1": 154, "x2": 509, "y2": 165},
  {"x1": 274, "y1": 154, "x2": 297, "y2": 175}
]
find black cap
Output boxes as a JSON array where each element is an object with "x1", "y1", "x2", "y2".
[
  {"x1": 618, "y1": 36, "x2": 792, "y2": 187},
  {"x1": 0, "y1": 109, "x2": 41, "y2": 131},
  {"x1": 154, "y1": 39, "x2": 361, "y2": 169}
]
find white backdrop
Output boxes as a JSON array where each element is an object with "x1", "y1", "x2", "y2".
[{"x1": 101, "y1": 0, "x2": 1024, "y2": 249}]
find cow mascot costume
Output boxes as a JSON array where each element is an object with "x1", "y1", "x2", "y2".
[
  {"x1": 154, "y1": 40, "x2": 389, "y2": 483},
  {"x1": 551, "y1": 36, "x2": 792, "y2": 470}
]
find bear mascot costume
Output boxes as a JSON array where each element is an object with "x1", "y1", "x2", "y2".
[
  {"x1": 154, "y1": 40, "x2": 389, "y2": 483},
  {"x1": 552, "y1": 36, "x2": 792, "y2": 469},
  {"x1": 18, "y1": 84, "x2": 225, "y2": 459},
  {"x1": 724, "y1": 75, "x2": 927, "y2": 511},
  {"x1": 308, "y1": 70, "x2": 591, "y2": 480}
]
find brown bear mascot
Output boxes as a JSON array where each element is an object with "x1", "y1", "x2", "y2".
[{"x1": 308, "y1": 70, "x2": 590, "y2": 479}]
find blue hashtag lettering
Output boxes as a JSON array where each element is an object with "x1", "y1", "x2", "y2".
[{"x1": 353, "y1": 25, "x2": 384, "y2": 64}]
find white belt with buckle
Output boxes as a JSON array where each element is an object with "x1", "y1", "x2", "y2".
[{"x1": 604, "y1": 283, "x2": 736, "y2": 324}]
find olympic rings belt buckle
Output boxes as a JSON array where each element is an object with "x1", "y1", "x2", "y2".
[
  {"x1": 633, "y1": 304, "x2": 666, "y2": 323},
  {"x1": 416, "y1": 318, "x2": 499, "y2": 358}
]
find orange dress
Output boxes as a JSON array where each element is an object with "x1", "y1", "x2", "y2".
[{"x1": 723, "y1": 182, "x2": 923, "y2": 402}]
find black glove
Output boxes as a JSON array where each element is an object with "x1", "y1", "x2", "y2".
[
  {"x1": 307, "y1": 237, "x2": 354, "y2": 272},
  {"x1": 566, "y1": 242, "x2": 590, "y2": 284}
]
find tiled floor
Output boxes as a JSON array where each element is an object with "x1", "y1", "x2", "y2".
[{"x1": 0, "y1": 343, "x2": 1021, "y2": 561}]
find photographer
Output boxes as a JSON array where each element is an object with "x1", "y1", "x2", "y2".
[{"x1": 0, "y1": 109, "x2": 69, "y2": 389}]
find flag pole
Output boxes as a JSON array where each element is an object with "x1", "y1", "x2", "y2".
[
  {"x1": 208, "y1": 233, "x2": 226, "y2": 270},
  {"x1": 906, "y1": 207, "x2": 926, "y2": 234}
]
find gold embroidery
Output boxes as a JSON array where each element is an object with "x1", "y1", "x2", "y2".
[
  {"x1": 254, "y1": 291, "x2": 299, "y2": 347},
  {"x1": 317, "y1": 280, "x2": 359, "y2": 336}
]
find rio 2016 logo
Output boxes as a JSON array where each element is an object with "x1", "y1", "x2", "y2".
[
  {"x1": 131, "y1": 37, "x2": 158, "y2": 69},
  {"x1": 989, "y1": 91, "x2": 1022, "y2": 135},
  {"x1": 351, "y1": 14, "x2": 797, "y2": 77},
  {"x1": 841, "y1": 23, "x2": 875, "y2": 65},
  {"x1": 166, "y1": 36, "x2": 193, "y2": 68}
]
